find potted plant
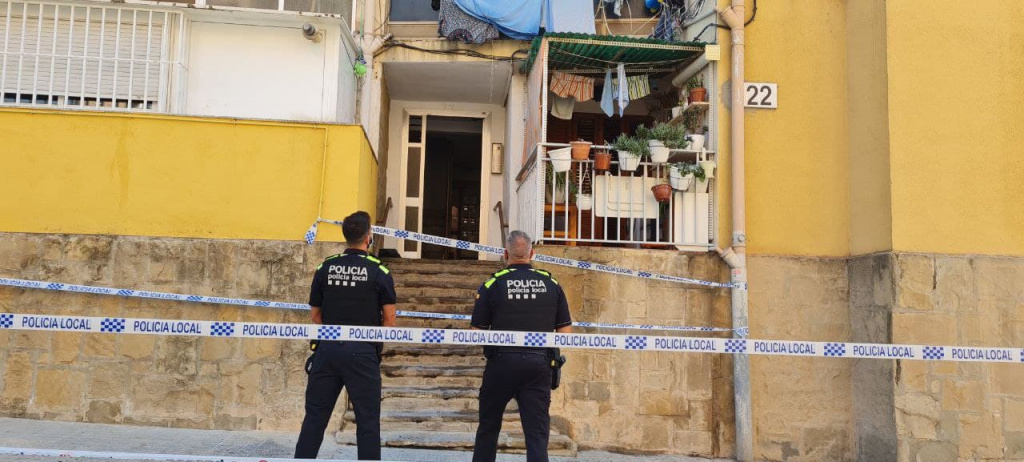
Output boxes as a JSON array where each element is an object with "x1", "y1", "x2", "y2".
[
  {"x1": 638, "y1": 123, "x2": 687, "y2": 164},
  {"x1": 570, "y1": 139, "x2": 592, "y2": 161},
  {"x1": 548, "y1": 146, "x2": 573, "y2": 173},
  {"x1": 686, "y1": 75, "x2": 706, "y2": 103},
  {"x1": 691, "y1": 162, "x2": 710, "y2": 193},
  {"x1": 683, "y1": 111, "x2": 706, "y2": 151},
  {"x1": 651, "y1": 182, "x2": 672, "y2": 203},
  {"x1": 545, "y1": 164, "x2": 578, "y2": 203},
  {"x1": 611, "y1": 134, "x2": 648, "y2": 172},
  {"x1": 593, "y1": 149, "x2": 612, "y2": 171},
  {"x1": 575, "y1": 193, "x2": 593, "y2": 210},
  {"x1": 669, "y1": 162, "x2": 694, "y2": 190}
]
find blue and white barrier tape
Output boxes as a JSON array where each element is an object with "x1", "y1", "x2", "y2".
[
  {"x1": 0, "y1": 446, "x2": 381, "y2": 461},
  {"x1": 0, "y1": 277, "x2": 733, "y2": 333},
  {"x1": 1, "y1": 312, "x2": 1020, "y2": 363},
  {"x1": 306, "y1": 219, "x2": 741, "y2": 290}
]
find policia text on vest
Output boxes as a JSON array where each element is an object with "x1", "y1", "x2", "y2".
[
  {"x1": 295, "y1": 212, "x2": 397, "y2": 460},
  {"x1": 470, "y1": 230, "x2": 573, "y2": 462}
]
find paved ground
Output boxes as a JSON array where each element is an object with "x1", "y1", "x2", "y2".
[{"x1": 0, "y1": 418, "x2": 730, "y2": 462}]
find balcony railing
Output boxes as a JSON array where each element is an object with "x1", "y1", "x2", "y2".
[{"x1": 517, "y1": 143, "x2": 715, "y2": 250}]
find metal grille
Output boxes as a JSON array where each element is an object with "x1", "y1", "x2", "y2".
[{"x1": 0, "y1": 1, "x2": 183, "y2": 112}]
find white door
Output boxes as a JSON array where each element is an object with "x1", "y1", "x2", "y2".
[{"x1": 399, "y1": 113, "x2": 426, "y2": 258}]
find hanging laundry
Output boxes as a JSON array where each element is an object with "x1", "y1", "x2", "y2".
[
  {"x1": 550, "y1": 94, "x2": 575, "y2": 120},
  {"x1": 544, "y1": 0, "x2": 596, "y2": 34},
  {"x1": 438, "y1": 0, "x2": 499, "y2": 44},
  {"x1": 650, "y1": 4, "x2": 679, "y2": 41},
  {"x1": 627, "y1": 74, "x2": 651, "y2": 100},
  {"x1": 616, "y1": 63, "x2": 630, "y2": 115},
  {"x1": 600, "y1": 68, "x2": 614, "y2": 117},
  {"x1": 604, "y1": 0, "x2": 623, "y2": 17},
  {"x1": 453, "y1": 0, "x2": 543, "y2": 40},
  {"x1": 550, "y1": 71, "x2": 595, "y2": 102}
]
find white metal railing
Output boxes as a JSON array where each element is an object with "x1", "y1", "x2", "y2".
[
  {"x1": 0, "y1": 1, "x2": 185, "y2": 113},
  {"x1": 527, "y1": 142, "x2": 715, "y2": 249},
  {"x1": 515, "y1": 146, "x2": 542, "y2": 243}
]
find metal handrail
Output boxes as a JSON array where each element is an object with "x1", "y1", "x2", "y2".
[
  {"x1": 493, "y1": 201, "x2": 509, "y2": 245},
  {"x1": 371, "y1": 197, "x2": 392, "y2": 255}
]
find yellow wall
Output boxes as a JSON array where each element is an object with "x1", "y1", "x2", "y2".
[
  {"x1": 885, "y1": 0, "x2": 1024, "y2": 256},
  {"x1": 0, "y1": 109, "x2": 376, "y2": 242},
  {"x1": 724, "y1": 0, "x2": 852, "y2": 257},
  {"x1": 846, "y1": 0, "x2": 893, "y2": 255}
]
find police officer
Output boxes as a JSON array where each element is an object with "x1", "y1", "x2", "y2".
[
  {"x1": 294, "y1": 211, "x2": 396, "y2": 460},
  {"x1": 471, "y1": 230, "x2": 572, "y2": 462}
]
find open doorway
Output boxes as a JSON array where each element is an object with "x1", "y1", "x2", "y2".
[{"x1": 421, "y1": 116, "x2": 483, "y2": 260}]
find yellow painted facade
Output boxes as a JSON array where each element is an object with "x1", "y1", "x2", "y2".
[
  {"x1": 885, "y1": 0, "x2": 1024, "y2": 256},
  {"x1": 720, "y1": 0, "x2": 1024, "y2": 258},
  {"x1": 0, "y1": 109, "x2": 376, "y2": 242}
]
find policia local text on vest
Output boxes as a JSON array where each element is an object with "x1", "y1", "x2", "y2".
[
  {"x1": 470, "y1": 230, "x2": 572, "y2": 462},
  {"x1": 295, "y1": 211, "x2": 397, "y2": 460}
]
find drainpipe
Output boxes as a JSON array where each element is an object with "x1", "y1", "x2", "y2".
[{"x1": 717, "y1": 1, "x2": 751, "y2": 461}]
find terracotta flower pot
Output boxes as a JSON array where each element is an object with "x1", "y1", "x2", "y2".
[
  {"x1": 593, "y1": 151, "x2": 612, "y2": 171},
  {"x1": 651, "y1": 183, "x2": 673, "y2": 203},
  {"x1": 570, "y1": 140, "x2": 592, "y2": 160},
  {"x1": 689, "y1": 87, "x2": 707, "y2": 103}
]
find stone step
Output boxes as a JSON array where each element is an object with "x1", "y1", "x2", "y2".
[
  {"x1": 394, "y1": 317, "x2": 471, "y2": 330},
  {"x1": 394, "y1": 277, "x2": 483, "y2": 290},
  {"x1": 395, "y1": 303, "x2": 473, "y2": 314},
  {"x1": 397, "y1": 286, "x2": 478, "y2": 300},
  {"x1": 382, "y1": 364, "x2": 484, "y2": 378},
  {"x1": 383, "y1": 260, "x2": 504, "y2": 277},
  {"x1": 342, "y1": 410, "x2": 523, "y2": 433},
  {"x1": 382, "y1": 345, "x2": 484, "y2": 366},
  {"x1": 377, "y1": 386, "x2": 516, "y2": 413},
  {"x1": 335, "y1": 430, "x2": 577, "y2": 456}
]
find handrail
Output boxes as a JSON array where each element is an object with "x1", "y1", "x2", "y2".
[
  {"x1": 372, "y1": 197, "x2": 393, "y2": 255},
  {"x1": 493, "y1": 201, "x2": 509, "y2": 244}
]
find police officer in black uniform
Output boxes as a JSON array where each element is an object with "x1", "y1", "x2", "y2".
[
  {"x1": 294, "y1": 211, "x2": 396, "y2": 460},
  {"x1": 471, "y1": 230, "x2": 572, "y2": 462}
]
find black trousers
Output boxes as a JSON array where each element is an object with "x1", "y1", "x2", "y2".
[
  {"x1": 294, "y1": 341, "x2": 382, "y2": 460},
  {"x1": 473, "y1": 351, "x2": 552, "y2": 462}
]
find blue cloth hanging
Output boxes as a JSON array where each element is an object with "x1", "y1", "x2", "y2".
[
  {"x1": 600, "y1": 68, "x2": 614, "y2": 117},
  {"x1": 453, "y1": 0, "x2": 543, "y2": 40},
  {"x1": 544, "y1": 0, "x2": 596, "y2": 34}
]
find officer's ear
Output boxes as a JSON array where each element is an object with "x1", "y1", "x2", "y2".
[
  {"x1": 529, "y1": 249, "x2": 535, "y2": 260},
  {"x1": 365, "y1": 233, "x2": 373, "y2": 247},
  {"x1": 503, "y1": 250, "x2": 509, "y2": 263}
]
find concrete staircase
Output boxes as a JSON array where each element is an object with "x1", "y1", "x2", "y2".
[{"x1": 335, "y1": 259, "x2": 578, "y2": 456}]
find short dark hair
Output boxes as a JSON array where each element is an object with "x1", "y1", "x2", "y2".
[{"x1": 342, "y1": 211, "x2": 372, "y2": 246}]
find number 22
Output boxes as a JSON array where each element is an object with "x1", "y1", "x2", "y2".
[{"x1": 746, "y1": 85, "x2": 772, "y2": 106}]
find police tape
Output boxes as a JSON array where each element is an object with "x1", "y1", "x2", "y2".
[
  {"x1": 0, "y1": 446, "x2": 381, "y2": 461},
  {"x1": 305, "y1": 219, "x2": 741, "y2": 290},
  {"x1": 1, "y1": 312, "x2": 1021, "y2": 364},
  {"x1": 0, "y1": 277, "x2": 733, "y2": 333}
]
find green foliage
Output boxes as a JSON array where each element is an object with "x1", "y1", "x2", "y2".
[
  {"x1": 670, "y1": 162, "x2": 706, "y2": 181},
  {"x1": 611, "y1": 134, "x2": 650, "y2": 158},
  {"x1": 545, "y1": 163, "x2": 579, "y2": 195},
  {"x1": 637, "y1": 122, "x2": 688, "y2": 149},
  {"x1": 682, "y1": 110, "x2": 703, "y2": 134},
  {"x1": 685, "y1": 75, "x2": 704, "y2": 91}
]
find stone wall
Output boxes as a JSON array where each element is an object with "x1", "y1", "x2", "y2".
[
  {"x1": 0, "y1": 232, "x2": 344, "y2": 431},
  {"x1": 748, "y1": 256, "x2": 855, "y2": 461},
  {"x1": 534, "y1": 246, "x2": 735, "y2": 458},
  {"x1": 889, "y1": 253, "x2": 1024, "y2": 462}
]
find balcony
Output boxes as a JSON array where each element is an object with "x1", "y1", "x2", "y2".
[{"x1": 518, "y1": 143, "x2": 715, "y2": 250}]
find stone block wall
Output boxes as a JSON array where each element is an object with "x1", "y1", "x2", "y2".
[
  {"x1": 890, "y1": 254, "x2": 1024, "y2": 462},
  {"x1": 0, "y1": 232, "x2": 345, "y2": 431},
  {"x1": 534, "y1": 246, "x2": 735, "y2": 458},
  {"x1": 747, "y1": 256, "x2": 855, "y2": 461}
]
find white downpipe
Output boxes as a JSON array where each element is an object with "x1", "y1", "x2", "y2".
[{"x1": 717, "y1": 0, "x2": 751, "y2": 461}]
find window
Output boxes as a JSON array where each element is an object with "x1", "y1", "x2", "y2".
[
  {"x1": 201, "y1": 0, "x2": 352, "y2": 21},
  {"x1": 389, "y1": 0, "x2": 436, "y2": 22},
  {"x1": 593, "y1": 0, "x2": 657, "y2": 20},
  {"x1": 0, "y1": 2, "x2": 182, "y2": 111}
]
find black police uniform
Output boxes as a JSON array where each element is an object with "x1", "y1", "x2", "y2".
[
  {"x1": 294, "y1": 248, "x2": 396, "y2": 460},
  {"x1": 470, "y1": 263, "x2": 571, "y2": 462}
]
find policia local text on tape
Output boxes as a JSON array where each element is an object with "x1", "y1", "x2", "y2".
[{"x1": 294, "y1": 212, "x2": 397, "y2": 460}]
